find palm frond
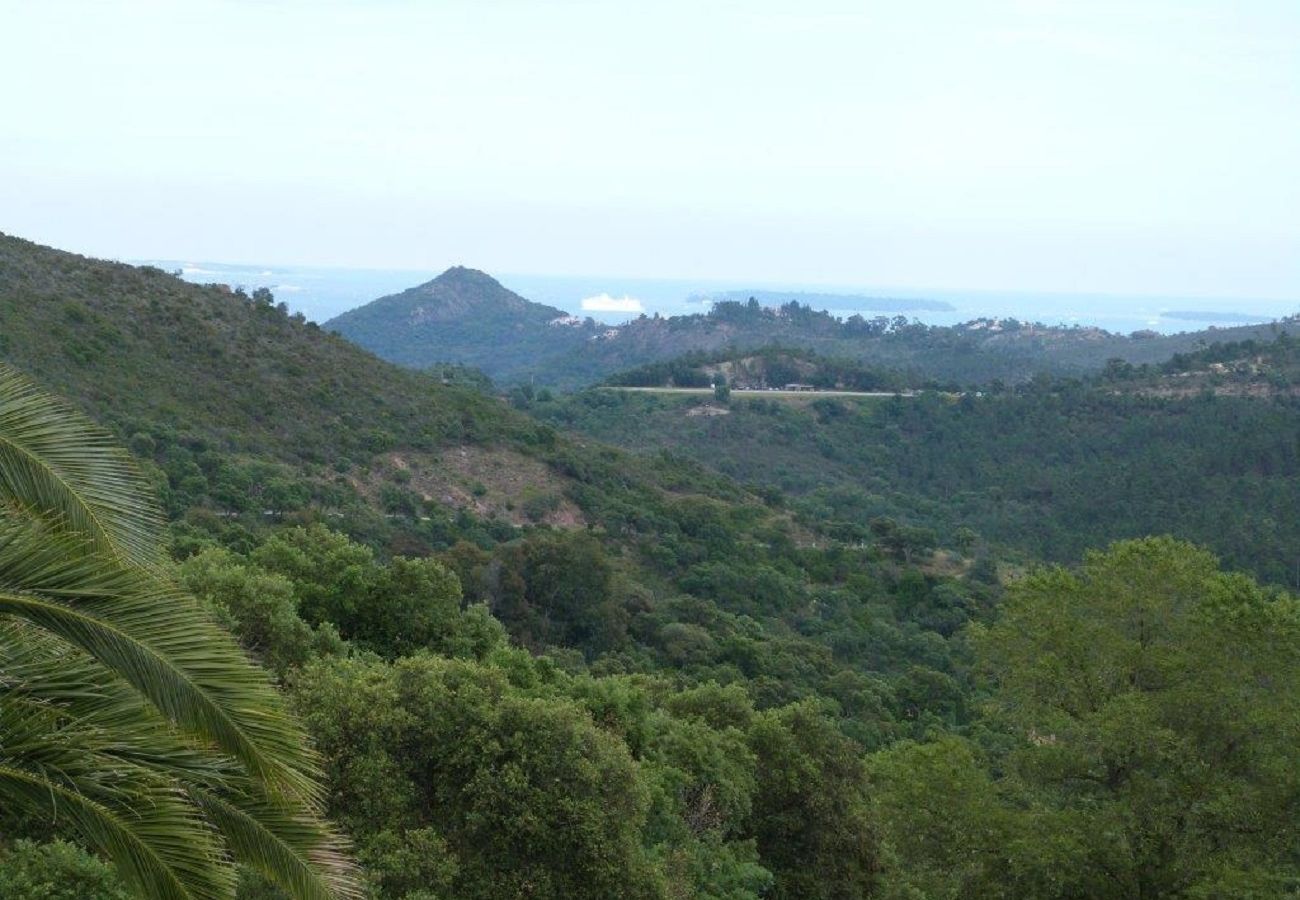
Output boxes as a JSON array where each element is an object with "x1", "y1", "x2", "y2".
[
  {"x1": 0, "y1": 522, "x2": 319, "y2": 800},
  {"x1": 0, "y1": 364, "x2": 160, "y2": 566},
  {"x1": 193, "y1": 788, "x2": 364, "y2": 900},
  {"x1": 1, "y1": 622, "x2": 239, "y2": 790},
  {"x1": 0, "y1": 699, "x2": 234, "y2": 900},
  {"x1": 2, "y1": 623, "x2": 361, "y2": 900},
  {"x1": 0, "y1": 367, "x2": 362, "y2": 898}
]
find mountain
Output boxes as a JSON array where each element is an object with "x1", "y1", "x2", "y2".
[
  {"x1": 0, "y1": 231, "x2": 988, "y2": 786},
  {"x1": 0, "y1": 234, "x2": 741, "y2": 543},
  {"x1": 324, "y1": 266, "x2": 600, "y2": 380},
  {"x1": 0, "y1": 235, "x2": 541, "y2": 468},
  {"x1": 10, "y1": 232, "x2": 1300, "y2": 894},
  {"x1": 328, "y1": 272, "x2": 1300, "y2": 389}
]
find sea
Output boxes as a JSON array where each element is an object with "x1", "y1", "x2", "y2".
[{"x1": 138, "y1": 260, "x2": 1297, "y2": 336}]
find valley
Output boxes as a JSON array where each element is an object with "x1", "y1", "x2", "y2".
[
  {"x1": 2, "y1": 233, "x2": 1298, "y2": 899},
  {"x1": 7, "y1": 5, "x2": 1297, "y2": 897}
]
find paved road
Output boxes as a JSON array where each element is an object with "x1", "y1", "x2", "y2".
[{"x1": 600, "y1": 387, "x2": 915, "y2": 398}]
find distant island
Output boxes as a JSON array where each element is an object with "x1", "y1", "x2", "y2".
[
  {"x1": 1162, "y1": 310, "x2": 1271, "y2": 324},
  {"x1": 688, "y1": 289, "x2": 955, "y2": 313}
]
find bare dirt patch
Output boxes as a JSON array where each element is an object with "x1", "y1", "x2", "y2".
[{"x1": 357, "y1": 446, "x2": 586, "y2": 528}]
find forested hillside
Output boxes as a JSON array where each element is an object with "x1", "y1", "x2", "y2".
[
  {"x1": 605, "y1": 346, "x2": 928, "y2": 392},
  {"x1": 0, "y1": 235, "x2": 982, "y2": 896},
  {"x1": 328, "y1": 267, "x2": 1299, "y2": 388},
  {"x1": 4, "y1": 235, "x2": 1298, "y2": 898},
  {"x1": 0, "y1": 234, "x2": 540, "y2": 465},
  {"x1": 1107, "y1": 330, "x2": 1300, "y2": 397},
  {"x1": 536, "y1": 342, "x2": 1300, "y2": 586}
]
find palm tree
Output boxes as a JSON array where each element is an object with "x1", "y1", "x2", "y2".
[{"x1": 0, "y1": 365, "x2": 360, "y2": 899}]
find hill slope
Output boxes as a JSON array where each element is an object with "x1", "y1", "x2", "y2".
[
  {"x1": 533, "y1": 339, "x2": 1300, "y2": 586},
  {"x1": 0, "y1": 233, "x2": 708, "y2": 543},
  {"x1": 324, "y1": 266, "x2": 601, "y2": 380},
  {"x1": 328, "y1": 272, "x2": 1300, "y2": 388},
  {"x1": 0, "y1": 231, "x2": 995, "y2": 758},
  {"x1": 0, "y1": 234, "x2": 545, "y2": 467}
]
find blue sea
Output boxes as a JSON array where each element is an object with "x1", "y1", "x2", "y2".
[{"x1": 139, "y1": 259, "x2": 1297, "y2": 336}]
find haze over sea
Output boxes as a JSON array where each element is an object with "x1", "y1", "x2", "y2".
[{"x1": 142, "y1": 259, "x2": 1296, "y2": 336}]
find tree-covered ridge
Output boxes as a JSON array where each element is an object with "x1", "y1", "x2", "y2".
[
  {"x1": 604, "y1": 346, "x2": 930, "y2": 392},
  {"x1": 324, "y1": 260, "x2": 1300, "y2": 388},
  {"x1": 689, "y1": 287, "x2": 955, "y2": 313},
  {"x1": 1101, "y1": 330, "x2": 1300, "y2": 396},
  {"x1": 0, "y1": 234, "x2": 549, "y2": 469},
  {"x1": 0, "y1": 233, "x2": 755, "y2": 555},
  {"x1": 534, "y1": 339, "x2": 1300, "y2": 586}
]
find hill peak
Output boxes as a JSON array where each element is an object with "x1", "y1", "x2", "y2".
[
  {"x1": 323, "y1": 265, "x2": 579, "y2": 372},
  {"x1": 428, "y1": 265, "x2": 503, "y2": 289}
]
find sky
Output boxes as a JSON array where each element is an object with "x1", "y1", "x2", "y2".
[{"x1": 2, "y1": 0, "x2": 1297, "y2": 301}]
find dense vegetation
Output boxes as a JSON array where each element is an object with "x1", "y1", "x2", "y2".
[
  {"x1": 19, "y1": 523, "x2": 1299, "y2": 896},
  {"x1": 687, "y1": 288, "x2": 954, "y2": 314},
  {"x1": 4, "y1": 236, "x2": 1299, "y2": 897},
  {"x1": 604, "y1": 346, "x2": 930, "y2": 392},
  {"x1": 1105, "y1": 330, "x2": 1300, "y2": 396},
  {"x1": 536, "y1": 350, "x2": 1300, "y2": 586},
  {"x1": 0, "y1": 236, "x2": 551, "y2": 470}
]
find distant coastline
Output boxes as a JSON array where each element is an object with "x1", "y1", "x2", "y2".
[
  {"x1": 140, "y1": 258, "x2": 1294, "y2": 336},
  {"x1": 1161, "y1": 310, "x2": 1271, "y2": 324}
]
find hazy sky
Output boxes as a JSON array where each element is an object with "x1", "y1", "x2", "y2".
[{"x1": 3, "y1": 0, "x2": 1297, "y2": 299}]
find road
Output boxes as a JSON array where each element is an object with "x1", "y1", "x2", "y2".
[{"x1": 599, "y1": 387, "x2": 915, "y2": 399}]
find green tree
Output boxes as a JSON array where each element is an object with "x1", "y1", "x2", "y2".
[
  {"x1": 0, "y1": 840, "x2": 131, "y2": 900},
  {"x1": 490, "y1": 532, "x2": 626, "y2": 652},
  {"x1": 176, "y1": 547, "x2": 343, "y2": 677},
  {"x1": 292, "y1": 653, "x2": 662, "y2": 900},
  {"x1": 869, "y1": 517, "x2": 937, "y2": 563},
  {"x1": 973, "y1": 537, "x2": 1300, "y2": 896},
  {"x1": 870, "y1": 737, "x2": 1015, "y2": 899},
  {"x1": 251, "y1": 526, "x2": 502, "y2": 659},
  {"x1": 713, "y1": 375, "x2": 731, "y2": 402},
  {"x1": 747, "y1": 703, "x2": 880, "y2": 899},
  {"x1": 953, "y1": 525, "x2": 978, "y2": 557},
  {"x1": 0, "y1": 367, "x2": 358, "y2": 899}
]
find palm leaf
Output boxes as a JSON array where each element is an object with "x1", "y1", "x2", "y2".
[
  {"x1": 193, "y1": 788, "x2": 363, "y2": 900},
  {"x1": 0, "y1": 696, "x2": 234, "y2": 900},
  {"x1": 0, "y1": 365, "x2": 160, "y2": 565},
  {"x1": 0, "y1": 520, "x2": 319, "y2": 800},
  {"x1": 0, "y1": 364, "x2": 361, "y2": 898},
  {"x1": 1, "y1": 626, "x2": 361, "y2": 899}
]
